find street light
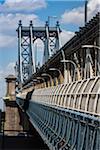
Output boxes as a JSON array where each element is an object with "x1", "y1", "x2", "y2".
[
  {"x1": 82, "y1": 45, "x2": 100, "y2": 50},
  {"x1": 32, "y1": 79, "x2": 41, "y2": 89},
  {"x1": 49, "y1": 68, "x2": 62, "y2": 76},
  {"x1": 82, "y1": 45, "x2": 100, "y2": 77},
  {"x1": 36, "y1": 77, "x2": 46, "y2": 87},
  {"x1": 49, "y1": 68, "x2": 62, "y2": 84},
  {"x1": 36, "y1": 77, "x2": 45, "y2": 82},
  {"x1": 32, "y1": 79, "x2": 41, "y2": 85},
  {"x1": 32, "y1": 79, "x2": 38, "y2": 82},
  {"x1": 24, "y1": 79, "x2": 37, "y2": 88},
  {"x1": 61, "y1": 59, "x2": 77, "y2": 83},
  {"x1": 61, "y1": 60, "x2": 77, "y2": 70},
  {"x1": 41, "y1": 73, "x2": 52, "y2": 80},
  {"x1": 60, "y1": 48, "x2": 67, "y2": 83},
  {"x1": 41, "y1": 73, "x2": 53, "y2": 86}
]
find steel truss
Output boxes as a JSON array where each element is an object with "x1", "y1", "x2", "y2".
[{"x1": 17, "y1": 20, "x2": 61, "y2": 84}]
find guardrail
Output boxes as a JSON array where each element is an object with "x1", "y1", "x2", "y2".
[
  {"x1": 27, "y1": 102, "x2": 100, "y2": 150},
  {"x1": 30, "y1": 76, "x2": 100, "y2": 116},
  {"x1": 16, "y1": 76, "x2": 100, "y2": 150}
]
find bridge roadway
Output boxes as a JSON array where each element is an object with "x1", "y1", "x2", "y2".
[{"x1": 16, "y1": 76, "x2": 100, "y2": 150}]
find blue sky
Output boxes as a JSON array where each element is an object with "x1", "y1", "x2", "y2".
[{"x1": 0, "y1": 0, "x2": 99, "y2": 110}]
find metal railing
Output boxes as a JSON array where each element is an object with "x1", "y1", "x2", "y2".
[{"x1": 17, "y1": 75, "x2": 100, "y2": 150}]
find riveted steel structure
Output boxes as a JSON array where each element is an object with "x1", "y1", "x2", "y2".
[
  {"x1": 17, "y1": 20, "x2": 61, "y2": 84},
  {"x1": 16, "y1": 13, "x2": 100, "y2": 150}
]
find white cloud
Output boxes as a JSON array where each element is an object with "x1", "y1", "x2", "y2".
[
  {"x1": 61, "y1": 7, "x2": 84, "y2": 25},
  {"x1": 5, "y1": 0, "x2": 25, "y2": 2},
  {"x1": 6, "y1": 62, "x2": 15, "y2": 75},
  {"x1": 61, "y1": 0, "x2": 100, "y2": 26},
  {"x1": 0, "y1": 34, "x2": 16, "y2": 48},
  {"x1": 0, "y1": 13, "x2": 43, "y2": 33},
  {"x1": 0, "y1": 0, "x2": 46, "y2": 13},
  {"x1": 0, "y1": 13, "x2": 44, "y2": 49},
  {"x1": 0, "y1": 62, "x2": 15, "y2": 98},
  {"x1": 0, "y1": 71, "x2": 6, "y2": 98},
  {"x1": 60, "y1": 29, "x2": 75, "y2": 46},
  {"x1": 88, "y1": 0, "x2": 100, "y2": 12},
  {"x1": 0, "y1": 62, "x2": 15, "y2": 79},
  {"x1": 34, "y1": 39, "x2": 44, "y2": 51},
  {"x1": 0, "y1": 62, "x2": 15, "y2": 110}
]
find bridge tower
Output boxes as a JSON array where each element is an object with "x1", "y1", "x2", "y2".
[
  {"x1": 4, "y1": 75, "x2": 22, "y2": 135},
  {"x1": 5, "y1": 75, "x2": 16, "y2": 100},
  {"x1": 17, "y1": 20, "x2": 61, "y2": 85}
]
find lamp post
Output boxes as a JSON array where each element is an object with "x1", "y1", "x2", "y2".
[
  {"x1": 82, "y1": 45, "x2": 100, "y2": 50},
  {"x1": 82, "y1": 45, "x2": 100, "y2": 77},
  {"x1": 36, "y1": 77, "x2": 45, "y2": 82},
  {"x1": 36, "y1": 77, "x2": 46, "y2": 88},
  {"x1": 49, "y1": 68, "x2": 62, "y2": 84},
  {"x1": 41, "y1": 73, "x2": 53, "y2": 86},
  {"x1": 60, "y1": 48, "x2": 67, "y2": 83},
  {"x1": 32, "y1": 79, "x2": 40, "y2": 89},
  {"x1": 49, "y1": 68, "x2": 62, "y2": 76},
  {"x1": 32, "y1": 79, "x2": 38, "y2": 82},
  {"x1": 61, "y1": 59, "x2": 77, "y2": 83}
]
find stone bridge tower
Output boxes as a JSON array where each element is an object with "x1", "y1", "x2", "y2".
[
  {"x1": 4, "y1": 75, "x2": 22, "y2": 135},
  {"x1": 5, "y1": 75, "x2": 16, "y2": 100}
]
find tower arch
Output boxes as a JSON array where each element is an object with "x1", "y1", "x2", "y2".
[{"x1": 17, "y1": 20, "x2": 61, "y2": 84}]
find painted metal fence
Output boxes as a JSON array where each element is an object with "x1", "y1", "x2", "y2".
[{"x1": 17, "y1": 76, "x2": 100, "y2": 150}]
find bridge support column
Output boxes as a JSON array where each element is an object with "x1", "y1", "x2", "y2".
[{"x1": 4, "y1": 75, "x2": 22, "y2": 135}]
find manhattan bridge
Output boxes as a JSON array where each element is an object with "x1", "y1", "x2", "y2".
[
  {"x1": 0, "y1": 2, "x2": 99, "y2": 150},
  {"x1": 15, "y1": 12, "x2": 100, "y2": 150}
]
